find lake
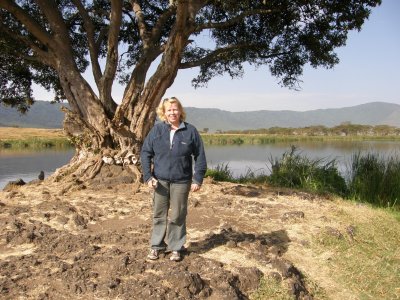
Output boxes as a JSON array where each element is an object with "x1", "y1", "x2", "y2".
[{"x1": 1, "y1": 140, "x2": 399, "y2": 189}]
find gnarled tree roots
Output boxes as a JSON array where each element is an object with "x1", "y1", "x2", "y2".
[{"x1": 51, "y1": 148, "x2": 142, "y2": 192}]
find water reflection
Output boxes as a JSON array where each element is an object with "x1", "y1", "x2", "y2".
[
  {"x1": 0, "y1": 148, "x2": 75, "y2": 189},
  {"x1": 205, "y1": 140, "x2": 400, "y2": 177}
]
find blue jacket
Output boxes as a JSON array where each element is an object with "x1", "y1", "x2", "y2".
[{"x1": 140, "y1": 121, "x2": 207, "y2": 184}]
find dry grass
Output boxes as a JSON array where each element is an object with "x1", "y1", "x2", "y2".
[
  {"x1": 282, "y1": 199, "x2": 400, "y2": 300},
  {"x1": 0, "y1": 127, "x2": 65, "y2": 140}
]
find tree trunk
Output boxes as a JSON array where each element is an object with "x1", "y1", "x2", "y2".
[
  {"x1": 51, "y1": 65, "x2": 144, "y2": 190},
  {"x1": 51, "y1": 3, "x2": 196, "y2": 191}
]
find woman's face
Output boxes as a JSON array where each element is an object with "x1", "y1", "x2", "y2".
[{"x1": 164, "y1": 102, "x2": 181, "y2": 126}]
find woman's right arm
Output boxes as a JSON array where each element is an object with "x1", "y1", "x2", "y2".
[{"x1": 140, "y1": 128, "x2": 155, "y2": 183}]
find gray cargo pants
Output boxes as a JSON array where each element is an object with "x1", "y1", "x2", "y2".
[{"x1": 150, "y1": 180, "x2": 191, "y2": 251}]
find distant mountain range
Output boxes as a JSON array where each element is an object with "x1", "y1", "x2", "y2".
[
  {"x1": 1, "y1": 100, "x2": 400, "y2": 131},
  {"x1": 0, "y1": 101, "x2": 67, "y2": 129}
]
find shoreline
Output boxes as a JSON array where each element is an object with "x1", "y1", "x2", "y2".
[{"x1": 1, "y1": 127, "x2": 400, "y2": 149}]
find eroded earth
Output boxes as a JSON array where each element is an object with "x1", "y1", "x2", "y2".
[{"x1": 0, "y1": 176, "x2": 352, "y2": 299}]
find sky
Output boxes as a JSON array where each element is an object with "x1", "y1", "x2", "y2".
[{"x1": 33, "y1": 0, "x2": 400, "y2": 112}]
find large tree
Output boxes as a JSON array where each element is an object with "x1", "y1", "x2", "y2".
[{"x1": 0, "y1": 0, "x2": 381, "y2": 185}]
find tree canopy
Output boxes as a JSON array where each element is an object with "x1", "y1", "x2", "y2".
[{"x1": 0, "y1": 0, "x2": 381, "y2": 158}]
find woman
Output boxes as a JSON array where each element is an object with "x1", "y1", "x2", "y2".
[{"x1": 141, "y1": 97, "x2": 207, "y2": 261}]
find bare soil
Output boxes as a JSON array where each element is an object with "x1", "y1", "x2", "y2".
[{"x1": 0, "y1": 175, "x2": 358, "y2": 299}]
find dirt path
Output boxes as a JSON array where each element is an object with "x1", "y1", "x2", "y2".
[{"x1": 0, "y1": 178, "x2": 356, "y2": 299}]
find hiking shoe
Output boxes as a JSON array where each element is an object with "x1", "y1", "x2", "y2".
[
  {"x1": 170, "y1": 251, "x2": 181, "y2": 261},
  {"x1": 147, "y1": 249, "x2": 159, "y2": 260}
]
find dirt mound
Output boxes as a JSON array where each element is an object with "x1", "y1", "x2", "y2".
[{"x1": 0, "y1": 179, "x2": 328, "y2": 299}]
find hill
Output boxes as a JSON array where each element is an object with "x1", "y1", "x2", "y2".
[
  {"x1": 1, "y1": 100, "x2": 400, "y2": 131},
  {"x1": 0, "y1": 101, "x2": 67, "y2": 128},
  {"x1": 186, "y1": 102, "x2": 400, "y2": 131}
]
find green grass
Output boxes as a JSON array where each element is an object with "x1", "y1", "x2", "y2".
[
  {"x1": 347, "y1": 152, "x2": 400, "y2": 209},
  {"x1": 250, "y1": 276, "x2": 293, "y2": 300}
]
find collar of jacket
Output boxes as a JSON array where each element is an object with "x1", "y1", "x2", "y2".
[{"x1": 164, "y1": 121, "x2": 186, "y2": 131}]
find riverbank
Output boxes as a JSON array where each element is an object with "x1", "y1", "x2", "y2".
[
  {"x1": 0, "y1": 179, "x2": 398, "y2": 299},
  {"x1": 2, "y1": 127, "x2": 400, "y2": 149},
  {"x1": 201, "y1": 133, "x2": 400, "y2": 145},
  {"x1": 0, "y1": 127, "x2": 71, "y2": 149}
]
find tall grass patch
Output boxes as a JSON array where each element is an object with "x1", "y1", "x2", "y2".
[
  {"x1": 205, "y1": 163, "x2": 235, "y2": 182},
  {"x1": 347, "y1": 152, "x2": 400, "y2": 209},
  {"x1": 205, "y1": 164, "x2": 268, "y2": 184},
  {"x1": 268, "y1": 146, "x2": 347, "y2": 196}
]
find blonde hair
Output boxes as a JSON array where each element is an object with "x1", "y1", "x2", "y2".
[{"x1": 157, "y1": 97, "x2": 186, "y2": 122}]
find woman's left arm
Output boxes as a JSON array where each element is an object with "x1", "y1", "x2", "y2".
[{"x1": 192, "y1": 128, "x2": 207, "y2": 186}]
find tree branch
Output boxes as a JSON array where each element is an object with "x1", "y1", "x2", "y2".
[
  {"x1": 179, "y1": 44, "x2": 287, "y2": 69},
  {"x1": 194, "y1": 8, "x2": 273, "y2": 32},
  {"x1": 99, "y1": 0, "x2": 122, "y2": 114},
  {"x1": 0, "y1": 0, "x2": 53, "y2": 48},
  {"x1": 71, "y1": 0, "x2": 102, "y2": 84},
  {"x1": 131, "y1": 0, "x2": 150, "y2": 47},
  {"x1": 0, "y1": 21, "x2": 52, "y2": 64},
  {"x1": 149, "y1": 5, "x2": 176, "y2": 44},
  {"x1": 34, "y1": 0, "x2": 72, "y2": 50}
]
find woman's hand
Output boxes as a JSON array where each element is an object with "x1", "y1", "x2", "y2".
[
  {"x1": 148, "y1": 178, "x2": 158, "y2": 189},
  {"x1": 191, "y1": 183, "x2": 201, "y2": 192}
]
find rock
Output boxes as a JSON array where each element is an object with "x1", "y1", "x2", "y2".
[
  {"x1": 221, "y1": 185, "x2": 261, "y2": 197},
  {"x1": 226, "y1": 240, "x2": 237, "y2": 248},
  {"x1": 38, "y1": 170, "x2": 45, "y2": 180},
  {"x1": 237, "y1": 267, "x2": 263, "y2": 292},
  {"x1": 325, "y1": 226, "x2": 343, "y2": 239},
  {"x1": 168, "y1": 271, "x2": 204, "y2": 296},
  {"x1": 346, "y1": 225, "x2": 356, "y2": 240},
  {"x1": 281, "y1": 211, "x2": 305, "y2": 221},
  {"x1": 3, "y1": 179, "x2": 26, "y2": 191},
  {"x1": 269, "y1": 271, "x2": 282, "y2": 282},
  {"x1": 271, "y1": 258, "x2": 301, "y2": 278},
  {"x1": 73, "y1": 214, "x2": 87, "y2": 228}
]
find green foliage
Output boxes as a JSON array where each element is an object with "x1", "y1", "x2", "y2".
[
  {"x1": 268, "y1": 146, "x2": 347, "y2": 196},
  {"x1": 1, "y1": 0, "x2": 381, "y2": 112},
  {"x1": 205, "y1": 163, "x2": 235, "y2": 182},
  {"x1": 347, "y1": 152, "x2": 400, "y2": 209},
  {"x1": 235, "y1": 168, "x2": 269, "y2": 185}
]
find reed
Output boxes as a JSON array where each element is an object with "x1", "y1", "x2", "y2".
[
  {"x1": 267, "y1": 146, "x2": 347, "y2": 196},
  {"x1": 346, "y1": 151, "x2": 400, "y2": 209},
  {"x1": 205, "y1": 163, "x2": 235, "y2": 182}
]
